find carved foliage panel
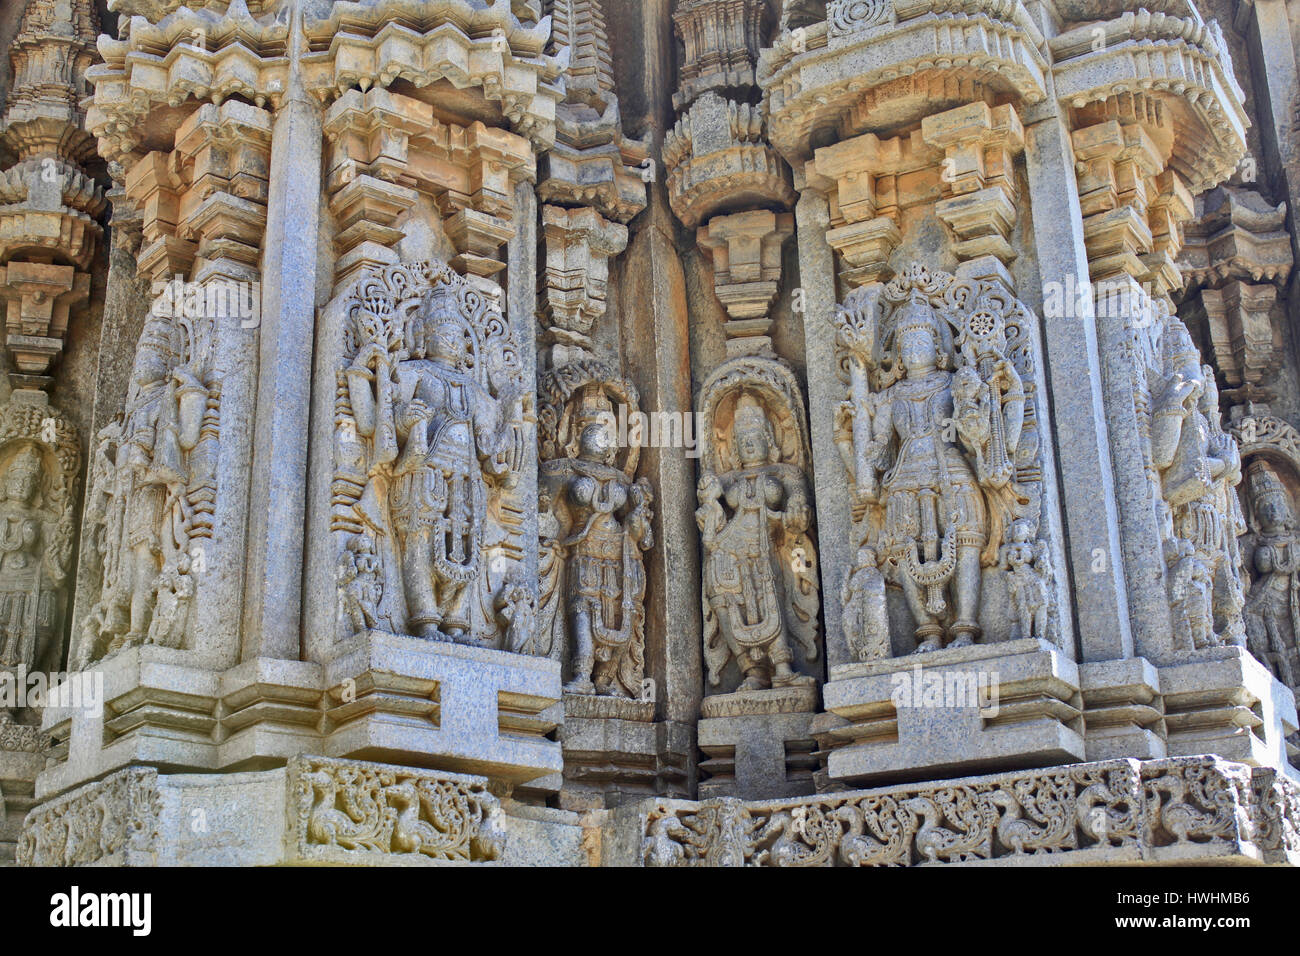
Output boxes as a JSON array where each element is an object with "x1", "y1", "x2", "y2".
[
  {"x1": 18, "y1": 767, "x2": 161, "y2": 867},
  {"x1": 643, "y1": 757, "x2": 1276, "y2": 866},
  {"x1": 289, "y1": 756, "x2": 505, "y2": 863}
]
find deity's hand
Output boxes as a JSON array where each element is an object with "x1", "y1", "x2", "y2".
[
  {"x1": 125, "y1": 441, "x2": 151, "y2": 474},
  {"x1": 784, "y1": 503, "x2": 810, "y2": 533},
  {"x1": 397, "y1": 398, "x2": 430, "y2": 433},
  {"x1": 1162, "y1": 375, "x2": 1200, "y2": 412},
  {"x1": 990, "y1": 357, "x2": 1018, "y2": 386},
  {"x1": 853, "y1": 473, "x2": 880, "y2": 506},
  {"x1": 351, "y1": 342, "x2": 389, "y2": 375},
  {"x1": 697, "y1": 472, "x2": 722, "y2": 504},
  {"x1": 173, "y1": 365, "x2": 203, "y2": 390},
  {"x1": 833, "y1": 401, "x2": 856, "y2": 440}
]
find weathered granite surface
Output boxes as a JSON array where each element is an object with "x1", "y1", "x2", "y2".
[{"x1": 6, "y1": 0, "x2": 1300, "y2": 866}]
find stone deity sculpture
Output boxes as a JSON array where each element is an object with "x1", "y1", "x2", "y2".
[
  {"x1": 697, "y1": 364, "x2": 820, "y2": 694},
  {"x1": 833, "y1": 264, "x2": 1053, "y2": 656},
  {"x1": 1243, "y1": 461, "x2": 1300, "y2": 687},
  {"x1": 538, "y1": 365, "x2": 654, "y2": 697},
  {"x1": 345, "y1": 285, "x2": 523, "y2": 642}
]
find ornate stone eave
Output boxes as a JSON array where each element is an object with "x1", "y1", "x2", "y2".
[
  {"x1": 1053, "y1": 0, "x2": 1201, "y2": 18},
  {"x1": 663, "y1": 93, "x2": 794, "y2": 229},
  {"x1": 1051, "y1": 25, "x2": 1248, "y2": 194},
  {"x1": 1178, "y1": 186, "x2": 1293, "y2": 395},
  {"x1": 105, "y1": 0, "x2": 280, "y2": 18},
  {"x1": 86, "y1": 0, "x2": 565, "y2": 163},
  {"x1": 0, "y1": 0, "x2": 105, "y2": 386},
  {"x1": 758, "y1": 3, "x2": 1049, "y2": 162}
]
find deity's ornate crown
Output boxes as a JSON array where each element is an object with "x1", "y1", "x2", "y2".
[
  {"x1": 733, "y1": 393, "x2": 768, "y2": 431},
  {"x1": 5, "y1": 445, "x2": 42, "y2": 483},
  {"x1": 894, "y1": 291, "x2": 942, "y2": 335},
  {"x1": 1161, "y1": 318, "x2": 1201, "y2": 368},
  {"x1": 1249, "y1": 459, "x2": 1288, "y2": 501}
]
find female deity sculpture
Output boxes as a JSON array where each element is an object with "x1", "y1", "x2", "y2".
[
  {"x1": 0, "y1": 401, "x2": 79, "y2": 692},
  {"x1": 1243, "y1": 460, "x2": 1300, "y2": 687},
  {"x1": 538, "y1": 364, "x2": 654, "y2": 698},
  {"x1": 696, "y1": 360, "x2": 819, "y2": 694},
  {"x1": 0, "y1": 446, "x2": 53, "y2": 671}
]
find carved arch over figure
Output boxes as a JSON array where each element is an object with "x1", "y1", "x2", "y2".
[
  {"x1": 698, "y1": 356, "x2": 811, "y2": 478},
  {"x1": 538, "y1": 358, "x2": 642, "y2": 477}
]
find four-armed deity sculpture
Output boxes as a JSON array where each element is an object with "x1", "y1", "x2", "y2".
[
  {"x1": 333, "y1": 261, "x2": 531, "y2": 649},
  {"x1": 345, "y1": 286, "x2": 523, "y2": 642},
  {"x1": 75, "y1": 305, "x2": 211, "y2": 668},
  {"x1": 832, "y1": 264, "x2": 1050, "y2": 655}
]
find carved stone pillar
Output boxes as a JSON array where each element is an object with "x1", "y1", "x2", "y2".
[
  {"x1": 664, "y1": 0, "x2": 816, "y2": 801},
  {"x1": 44, "y1": 0, "x2": 568, "y2": 811},
  {"x1": 242, "y1": 76, "x2": 320, "y2": 663},
  {"x1": 1022, "y1": 114, "x2": 1156, "y2": 761}
]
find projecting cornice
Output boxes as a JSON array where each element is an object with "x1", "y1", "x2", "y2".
[
  {"x1": 85, "y1": 0, "x2": 564, "y2": 164},
  {"x1": 758, "y1": 0, "x2": 1049, "y2": 163}
]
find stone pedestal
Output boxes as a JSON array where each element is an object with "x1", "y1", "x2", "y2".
[
  {"x1": 697, "y1": 685, "x2": 819, "y2": 800},
  {"x1": 1158, "y1": 646, "x2": 1298, "y2": 772},
  {"x1": 819, "y1": 639, "x2": 1084, "y2": 786},
  {"x1": 1079, "y1": 656, "x2": 1165, "y2": 761},
  {"x1": 557, "y1": 694, "x2": 688, "y2": 808},
  {"x1": 38, "y1": 633, "x2": 563, "y2": 802},
  {"x1": 323, "y1": 632, "x2": 563, "y2": 785}
]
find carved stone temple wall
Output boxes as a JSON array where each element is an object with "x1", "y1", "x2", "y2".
[{"x1": 4, "y1": 0, "x2": 1300, "y2": 867}]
